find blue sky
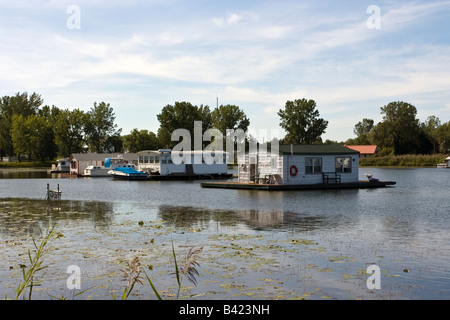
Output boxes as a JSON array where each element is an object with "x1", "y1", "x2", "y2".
[{"x1": 1, "y1": 0, "x2": 450, "y2": 142}]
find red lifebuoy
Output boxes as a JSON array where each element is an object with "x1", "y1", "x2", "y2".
[{"x1": 290, "y1": 165, "x2": 298, "y2": 177}]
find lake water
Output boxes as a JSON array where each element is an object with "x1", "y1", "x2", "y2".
[{"x1": 0, "y1": 167, "x2": 448, "y2": 300}]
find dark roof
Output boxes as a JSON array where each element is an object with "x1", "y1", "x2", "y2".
[
  {"x1": 71, "y1": 153, "x2": 138, "y2": 161},
  {"x1": 277, "y1": 144, "x2": 360, "y2": 155}
]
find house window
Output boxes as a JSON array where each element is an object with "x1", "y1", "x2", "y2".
[
  {"x1": 336, "y1": 157, "x2": 352, "y2": 173},
  {"x1": 305, "y1": 158, "x2": 322, "y2": 174}
]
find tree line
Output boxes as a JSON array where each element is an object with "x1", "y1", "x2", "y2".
[
  {"x1": 277, "y1": 98, "x2": 449, "y2": 155},
  {"x1": 1, "y1": 92, "x2": 448, "y2": 162},
  {"x1": 0, "y1": 92, "x2": 250, "y2": 161}
]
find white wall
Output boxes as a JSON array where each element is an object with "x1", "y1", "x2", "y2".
[{"x1": 237, "y1": 153, "x2": 359, "y2": 185}]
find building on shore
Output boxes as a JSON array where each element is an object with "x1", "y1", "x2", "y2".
[{"x1": 344, "y1": 145, "x2": 378, "y2": 158}]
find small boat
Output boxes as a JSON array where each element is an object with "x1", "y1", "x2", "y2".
[
  {"x1": 365, "y1": 173, "x2": 379, "y2": 182},
  {"x1": 437, "y1": 157, "x2": 450, "y2": 169},
  {"x1": 83, "y1": 165, "x2": 110, "y2": 177},
  {"x1": 83, "y1": 157, "x2": 137, "y2": 177},
  {"x1": 108, "y1": 167, "x2": 148, "y2": 180}
]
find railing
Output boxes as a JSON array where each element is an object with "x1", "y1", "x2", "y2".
[{"x1": 322, "y1": 172, "x2": 341, "y2": 184}]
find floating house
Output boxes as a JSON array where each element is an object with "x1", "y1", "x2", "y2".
[
  {"x1": 345, "y1": 145, "x2": 378, "y2": 158},
  {"x1": 70, "y1": 153, "x2": 138, "y2": 176},
  {"x1": 202, "y1": 144, "x2": 396, "y2": 190},
  {"x1": 137, "y1": 149, "x2": 230, "y2": 178},
  {"x1": 238, "y1": 144, "x2": 360, "y2": 185}
]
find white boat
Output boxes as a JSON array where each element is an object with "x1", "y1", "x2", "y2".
[
  {"x1": 108, "y1": 167, "x2": 148, "y2": 180},
  {"x1": 82, "y1": 157, "x2": 137, "y2": 177},
  {"x1": 437, "y1": 157, "x2": 450, "y2": 169}
]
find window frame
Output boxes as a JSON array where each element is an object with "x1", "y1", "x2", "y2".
[
  {"x1": 335, "y1": 157, "x2": 352, "y2": 173},
  {"x1": 305, "y1": 157, "x2": 322, "y2": 174}
]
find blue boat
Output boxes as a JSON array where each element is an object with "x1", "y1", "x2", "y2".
[{"x1": 108, "y1": 167, "x2": 148, "y2": 180}]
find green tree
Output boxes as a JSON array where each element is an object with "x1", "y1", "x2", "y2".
[
  {"x1": 26, "y1": 114, "x2": 57, "y2": 162},
  {"x1": 0, "y1": 92, "x2": 43, "y2": 158},
  {"x1": 211, "y1": 104, "x2": 250, "y2": 151},
  {"x1": 84, "y1": 102, "x2": 122, "y2": 153},
  {"x1": 277, "y1": 99, "x2": 328, "y2": 144},
  {"x1": 211, "y1": 104, "x2": 250, "y2": 135},
  {"x1": 377, "y1": 101, "x2": 420, "y2": 154},
  {"x1": 124, "y1": 129, "x2": 159, "y2": 153},
  {"x1": 157, "y1": 102, "x2": 212, "y2": 149},
  {"x1": 436, "y1": 121, "x2": 450, "y2": 153},
  {"x1": 352, "y1": 118, "x2": 374, "y2": 145},
  {"x1": 11, "y1": 114, "x2": 29, "y2": 161},
  {"x1": 54, "y1": 108, "x2": 86, "y2": 157},
  {"x1": 421, "y1": 116, "x2": 441, "y2": 154}
]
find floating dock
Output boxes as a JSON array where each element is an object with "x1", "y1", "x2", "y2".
[{"x1": 200, "y1": 180, "x2": 396, "y2": 191}]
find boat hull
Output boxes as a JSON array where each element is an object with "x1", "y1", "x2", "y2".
[{"x1": 200, "y1": 180, "x2": 396, "y2": 191}]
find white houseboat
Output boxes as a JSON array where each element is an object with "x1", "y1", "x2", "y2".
[
  {"x1": 137, "y1": 149, "x2": 231, "y2": 179},
  {"x1": 201, "y1": 144, "x2": 396, "y2": 190},
  {"x1": 70, "y1": 153, "x2": 138, "y2": 176},
  {"x1": 237, "y1": 144, "x2": 360, "y2": 185}
]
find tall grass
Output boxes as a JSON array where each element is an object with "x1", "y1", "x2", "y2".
[
  {"x1": 360, "y1": 154, "x2": 447, "y2": 167},
  {"x1": 14, "y1": 224, "x2": 55, "y2": 300},
  {"x1": 122, "y1": 242, "x2": 203, "y2": 300},
  {"x1": 11, "y1": 225, "x2": 203, "y2": 300}
]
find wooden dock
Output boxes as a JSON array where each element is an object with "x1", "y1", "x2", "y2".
[{"x1": 200, "y1": 180, "x2": 396, "y2": 191}]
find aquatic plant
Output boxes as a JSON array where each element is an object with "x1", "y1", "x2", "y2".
[
  {"x1": 142, "y1": 242, "x2": 203, "y2": 300},
  {"x1": 121, "y1": 256, "x2": 143, "y2": 300},
  {"x1": 14, "y1": 224, "x2": 55, "y2": 300}
]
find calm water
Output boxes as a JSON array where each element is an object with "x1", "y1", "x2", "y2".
[{"x1": 0, "y1": 167, "x2": 449, "y2": 300}]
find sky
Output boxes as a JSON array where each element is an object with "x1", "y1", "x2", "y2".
[{"x1": 1, "y1": 0, "x2": 450, "y2": 143}]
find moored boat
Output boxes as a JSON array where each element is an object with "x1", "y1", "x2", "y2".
[
  {"x1": 108, "y1": 167, "x2": 148, "y2": 180},
  {"x1": 82, "y1": 157, "x2": 137, "y2": 177},
  {"x1": 437, "y1": 157, "x2": 450, "y2": 168}
]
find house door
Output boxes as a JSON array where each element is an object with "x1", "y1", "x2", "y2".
[{"x1": 249, "y1": 155, "x2": 258, "y2": 182}]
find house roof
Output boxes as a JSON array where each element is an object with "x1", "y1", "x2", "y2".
[
  {"x1": 276, "y1": 144, "x2": 359, "y2": 155},
  {"x1": 71, "y1": 153, "x2": 138, "y2": 162},
  {"x1": 344, "y1": 145, "x2": 378, "y2": 155}
]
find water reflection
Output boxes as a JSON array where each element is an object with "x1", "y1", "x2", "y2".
[
  {"x1": 0, "y1": 199, "x2": 114, "y2": 238},
  {"x1": 157, "y1": 205, "x2": 347, "y2": 233},
  {"x1": 0, "y1": 168, "x2": 50, "y2": 179}
]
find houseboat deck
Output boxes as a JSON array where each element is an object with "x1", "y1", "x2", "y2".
[
  {"x1": 200, "y1": 180, "x2": 396, "y2": 191},
  {"x1": 147, "y1": 173, "x2": 234, "y2": 181}
]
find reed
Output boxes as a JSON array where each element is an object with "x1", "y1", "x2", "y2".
[
  {"x1": 144, "y1": 242, "x2": 203, "y2": 300},
  {"x1": 14, "y1": 224, "x2": 55, "y2": 300},
  {"x1": 360, "y1": 154, "x2": 447, "y2": 167},
  {"x1": 121, "y1": 256, "x2": 143, "y2": 300}
]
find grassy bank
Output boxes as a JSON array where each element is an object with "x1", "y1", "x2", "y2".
[
  {"x1": 359, "y1": 154, "x2": 447, "y2": 167},
  {"x1": 0, "y1": 161, "x2": 53, "y2": 168}
]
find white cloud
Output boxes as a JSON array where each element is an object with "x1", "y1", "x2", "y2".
[{"x1": 213, "y1": 13, "x2": 243, "y2": 27}]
